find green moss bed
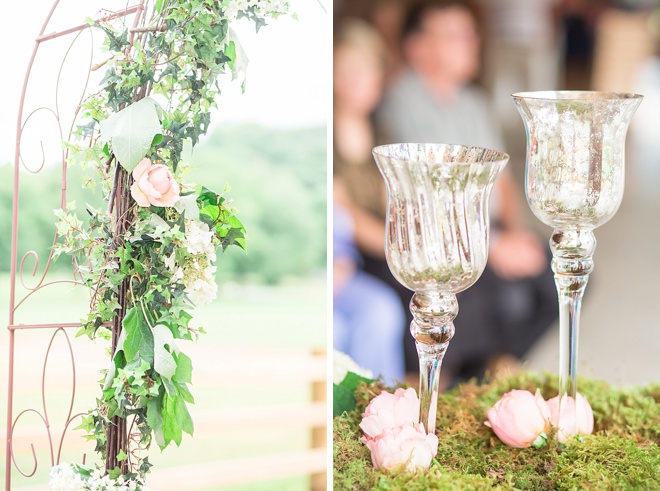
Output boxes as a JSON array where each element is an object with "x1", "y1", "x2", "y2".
[{"x1": 334, "y1": 372, "x2": 660, "y2": 490}]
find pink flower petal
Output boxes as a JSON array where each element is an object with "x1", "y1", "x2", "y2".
[
  {"x1": 486, "y1": 389, "x2": 551, "y2": 448},
  {"x1": 132, "y1": 158, "x2": 152, "y2": 180},
  {"x1": 130, "y1": 181, "x2": 151, "y2": 207},
  {"x1": 360, "y1": 389, "x2": 419, "y2": 441},
  {"x1": 129, "y1": 158, "x2": 179, "y2": 208},
  {"x1": 547, "y1": 393, "x2": 594, "y2": 442}
]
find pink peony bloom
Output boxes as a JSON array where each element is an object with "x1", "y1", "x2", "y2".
[
  {"x1": 359, "y1": 388, "x2": 420, "y2": 442},
  {"x1": 365, "y1": 424, "x2": 439, "y2": 474},
  {"x1": 485, "y1": 389, "x2": 551, "y2": 448},
  {"x1": 546, "y1": 393, "x2": 594, "y2": 443},
  {"x1": 130, "y1": 158, "x2": 180, "y2": 207}
]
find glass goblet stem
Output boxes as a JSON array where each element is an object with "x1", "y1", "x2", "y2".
[
  {"x1": 551, "y1": 229, "x2": 596, "y2": 439},
  {"x1": 410, "y1": 291, "x2": 457, "y2": 435}
]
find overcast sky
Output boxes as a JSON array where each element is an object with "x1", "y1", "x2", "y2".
[{"x1": 0, "y1": 0, "x2": 329, "y2": 164}]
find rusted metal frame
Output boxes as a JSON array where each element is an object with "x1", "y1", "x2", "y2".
[{"x1": 6, "y1": 2, "x2": 145, "y2": 489}]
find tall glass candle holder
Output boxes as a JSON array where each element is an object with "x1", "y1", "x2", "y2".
[
  {"x1": 513, "y1": 91, "x2": 642, "y2": 440},
  {"x1": 372, "y1": 143, "x2": 508, "y2": 434}
]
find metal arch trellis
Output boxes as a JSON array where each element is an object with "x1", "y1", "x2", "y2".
[{"x1": 5, "y1": 2, "x2": 145, "y2": 489}]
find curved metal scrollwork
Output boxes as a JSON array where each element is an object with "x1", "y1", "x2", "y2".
[
  {"x1": 6, "y1": 2, "x2": 144, "y2": 489},
  {"x1": 9, "y1": 328, "x2": 85, "y2": 478}
]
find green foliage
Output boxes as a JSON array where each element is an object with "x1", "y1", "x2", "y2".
[
  {"x1": 197, "y1": 186, "x2": 246, "y2": 251},
  {"x1": 123, "y1": 307, "x2": 155, "y2": 364},
  {"x1": 0, "y1": 125, "x2": 325, "y2": 285},
  {"x1": 334, "y1": 373, "x2": 660, "y2": 490},
  {"x1": 9, "y1": 0, "x2": 295, "y2": 484},
  {"x1": 99, "y1": 97, "x2": 163, "y2": 172},
  {"x1": 334, "y1": 372, "x2": 375, "y2": 417}
]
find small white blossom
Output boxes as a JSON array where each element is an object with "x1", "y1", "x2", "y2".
[
  {"x1": 184, "y1": 220, "x2": 214, "y2": 255},
  {"x1": 222, "y1": 0, "x2": 289, "y2": 20},
  {"x1": 50, "y1": 463, "x2": 80, "y2": 491},
  {"x1": 333, "y1": 350, "x2": 374, "y2": 384},
  {"x1": 49, "y1": 464, "x2": 148, "y2": 491},
  {"x1": 185, "y1": 275, "x2": 218, "y2": 306}
]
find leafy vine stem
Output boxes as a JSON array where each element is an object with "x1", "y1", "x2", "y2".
[{"x1": 50, "y1": 0, "x2": 289, "y2": 487}]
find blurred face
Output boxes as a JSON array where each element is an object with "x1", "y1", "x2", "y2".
[
  {"x1": 333, "y1": 45, "x2": 384, "y2": 115},
  {"x1": 406, "y1": 7, "x2": 480, "y2": 83}
]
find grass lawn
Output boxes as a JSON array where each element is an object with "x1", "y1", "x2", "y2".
[{"x1": 0, "y1": 273, "x2": 327, "y2": 490}]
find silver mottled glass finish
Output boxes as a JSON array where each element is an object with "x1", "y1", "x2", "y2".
[
  {"x1": 373, "y1": 143, "x2": 509, "y2": 435},
  {"x1": 513, "y1": 91, "x2": 642, "y2": 441}
]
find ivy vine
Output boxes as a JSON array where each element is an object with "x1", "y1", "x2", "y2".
[{"x1": 52, "y1": 0, "x2": 288, "y2": 487}]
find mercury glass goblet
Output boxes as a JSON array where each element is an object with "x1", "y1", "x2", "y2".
[
  {"x1": 372, "y1": 143, "x2": 509, "y2": 434},
  {"x1": 513, "y1": 91, "x2": 642, "y2": 441}
]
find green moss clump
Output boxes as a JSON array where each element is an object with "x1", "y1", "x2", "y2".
[{"x1": 334, "y1": 372, "x2": 660, "y2": 490}]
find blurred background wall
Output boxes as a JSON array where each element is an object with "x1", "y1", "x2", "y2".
[{"x1": 334, "y1": 0, "x2": 660, "y2": 388}]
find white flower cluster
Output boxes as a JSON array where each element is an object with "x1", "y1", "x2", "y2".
[
  {"x1": 184, "y1": 219, "x2": 216, "y2": 257},
  {"x1": 333, "y1": 350, "x2": 374, "y2": 384},
  {"x1": 50, "y1": 464, "x2": 147, "y2": 491},
  {"x1": 164, "y1": 219, "x2": 218, "y2": 306},
  {"x1": 222, "y1": 0, "x2": 289, "y2": 20}
]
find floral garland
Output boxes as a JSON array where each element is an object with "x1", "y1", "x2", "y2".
[{"x1": 51, "y1": 0, "x2": 288, "y2": 487}]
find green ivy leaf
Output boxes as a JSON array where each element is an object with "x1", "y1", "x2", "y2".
[
  {"x1": 196, "y1": 186, "x2": 246, "y2": 251},
  {"x1": 177, "y1": 381, "x2": 195, "y2": 404},
  {"x1": 226, "y1": 28, "x2": 249, "y2": 86},
  {"x1": 147, "y1": 396, "x2": 165, "y2": 448},
  {"x1": 162, "y1": 376, "x2": 177, "y2": 396},
  {"x1": 173, "y1": 194, "x2": 199, "y2": 221},
  {"x1": 219, "y1": 215, "x2": 246, "y2": 251},
  {"x1": 96, "y1": 24, "x2": 129, "y2": 52},
  {"x1": 99, "y1": 97, "x2": 163, "y2": 172},
  {"x1": 107, "y1": 467, "x2": 122, "y2": 480},
  {"x1": 123, "y1": 307, "x2": 154, "y2": 364},
  {"x1": 333, "y1": 384, "x2": 356, "y2": 417},
  {"x1": 151, "y1": 133, "x2": 164, "y2": 147},
  {"x1": 333, "y1": 372, "x2": 375, "y2": 416},
  {"x1": 340, "y1": 371, "x2": 374, "y2": 393},
  {"x1": 173, "y1": 352, "x2": 193, "y2": 384},
  {"x1": 162, "y1": 394, "x2": 183, "y2": 446},
  {"x1": 153, "y1": 324, "x2": 178, "y2": 380},
  {"x1": 225, "y1": 41, "x2": 236, "y2": 69},
  {"x1": 174, "y1": 394, "x2": 194, "y2": 436}
]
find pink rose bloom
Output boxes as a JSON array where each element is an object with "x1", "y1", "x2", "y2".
[
  {"x1": 359, "y1": 388, "x2": 420, "y2": 442},
  {"x1": 546, "y1": 393, "x2": 594, "y2": 443},
  {"x1": 130, "y1": 158, "x2": 180, "y2": 207},
  {"x1": 365, "y1": 424, "x2": 439, "y2": 474},
  {"x1": 485, "y1": 389, "x2": 551, "y2": 448}
]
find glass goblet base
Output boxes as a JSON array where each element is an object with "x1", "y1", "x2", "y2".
[{"x1": 410, "y1": 291, "x2": 457, "y2": 435}]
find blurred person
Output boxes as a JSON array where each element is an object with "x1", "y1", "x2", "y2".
[
  {"x1": 370, "y1": 0, "x2": 408, "y2": 78},
  {"x1": 379, "y1": 0, "x2": 499, "y2": 148},
  {"x1": 334, "y1": 19, "x2": 391, "y2": 260},
  {"x1": 335, "y1": 0, "x2": 408, "y2": 79},
  {"x1": 333, "y1": 199, "x2": 406, "y2": 383},
  {"x1": 333, "y1": 19, "x2": 406, "y2": 382},
  {"x1": 378, "y1": 0, "x2": 558, "y2": 387},
  {"x1": 477, "y1": 0, "x2": 564, "y2": 130}
]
